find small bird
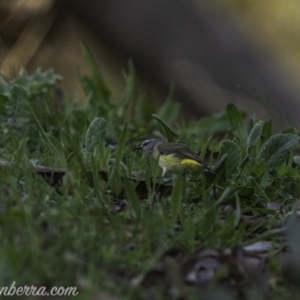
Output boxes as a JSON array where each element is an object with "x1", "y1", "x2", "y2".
[{"x1": 136, "y1": 138, "x2": 214, "y2": 176}]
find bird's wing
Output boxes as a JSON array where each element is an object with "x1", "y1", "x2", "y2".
[{"x1": 157, "y1": 142, "x2": 202, "y2": 163}]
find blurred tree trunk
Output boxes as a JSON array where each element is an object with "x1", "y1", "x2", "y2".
[{"x1": 60, "y1": 0, "x2": 300, "y2": 126}]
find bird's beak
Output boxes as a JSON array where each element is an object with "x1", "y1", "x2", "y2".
[{"x1": 132, "y1": 146, "x2": 142, "y2": 151}]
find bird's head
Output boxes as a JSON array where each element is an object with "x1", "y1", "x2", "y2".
[{"x1": 135, "y1": 138, "x2": 162, "y2": 156}]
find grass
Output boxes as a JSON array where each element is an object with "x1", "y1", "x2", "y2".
[{"x1": 1, "y1": 44, "x2": 300, "y2": 299}]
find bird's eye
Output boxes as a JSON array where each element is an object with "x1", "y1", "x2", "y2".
[{"x1": 142, "y1": 140, "x2": 151, "y2": 147}]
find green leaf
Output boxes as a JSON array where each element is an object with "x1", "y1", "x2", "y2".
[
  {"x1": 13, "y1": 68, "x2": 62, "y2": 95},
  {"x1": 107, "y1": 167, "x2": 123, "y2": 196},
  {"x1": 191, "y1": 111, "x2": 230, "y2": 136},
  {"x1": 257, "y1": 134, "x2": 299, "y2": 169},
  {"x1": 115, "y1": 123, "x2": 128, "y2": 169},
  {"x1": 5, "y1": 85, "x2": 31, "y2": 129},
  {"x1": 213, "y1": 187, "x2": 235, "y2": 207},
  {"x1": 152, "y1": 114, "x2": 179, "y2": 142},
  {"x1": 275, "y1": 165, "x2": 297, "y2": 176},
  {"x1": 262, "y1": 119, "x2": 272, "y2": 139},
  {"x1": 234, "y1": 193, "x2": 241, "y2": 227},
  {"x1": 260, "y1": 172, "x2": 272, "y2": 189},
  {"x1": 214, "y1": 153, "x2": 227, "y2": 170},
  {"x1": 77, "y1": 71, "x2": 94, "y2": 103},
  {"x1": 220, "y1": 140, "x2": 241, "y2": 179},
  {"x1": 286, "y1": 208, "x2": 300, "y2": 254},
  {"x1": 238, "y1": 186, "x2": 255, "y2": 198},
  {"x1": 124, "y1": 179, "x2": 141, "y2": 219},
  {"x1": 136, "y1": 94, "x2": 156, "y2": 125},
  {"x1": 0, "y1": 73, "x2": 10, "y2": 96},
  {"x1": 247, "y1": 123, "x2": 262, "y2": 150},
  {"x1": 294, "y1": 156, "x2": 300, "y2": 166},
  {"x1": 118, "y1": 60, "x2": 136, "y2": 120},
  {"x1": 157, "y1": 83, "x2": 180, "y2": 124},
  {"x1": 251, "y1": 160, "x2": 266, "y2": 177},
  {"x1": 200, "y1": 135, "x2": 212, "y2": 160},
  {"x1": 81, "y1": 42, "x2": 110, "y2": 104},
  {"x1": 226, "y1": 103, "x2": 247, "y2": 144},
  {"x1": 171, "y1": 174, "x2": 183, "y2": 222},
  {"x1": 85, "y1": 117, "x2": 107, "y2": 153}
]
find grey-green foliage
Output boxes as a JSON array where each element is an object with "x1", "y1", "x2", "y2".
[
  {"x1": 85, "y1": 117, "x2": 107, "y2": 153},
  {"x1": 257, "y1": 134, "x2": 299, "y2": 169},
  {"x1": 0, "y1": 69, "x2": 61, "y2": 136},
  {"x1": 5, "y1": 85, "x2": 30, "y2": 129},
  {"x1": 220, "y1": 140, "x2": 241, "y2": 179},
  {"x1": 0, "y1": 69, "x2": 61, "y2": 96},
  {"x1": 247, "y1": 123, "x2": 262, "y2": 151}
]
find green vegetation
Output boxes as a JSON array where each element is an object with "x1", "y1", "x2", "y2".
[{"x1": 1, "y1": 44, "x2": 300, "y2": 299}]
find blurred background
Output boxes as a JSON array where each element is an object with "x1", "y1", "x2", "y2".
[{"x1": 1, "y1": 0, "x2": 300, "y2": 126}]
